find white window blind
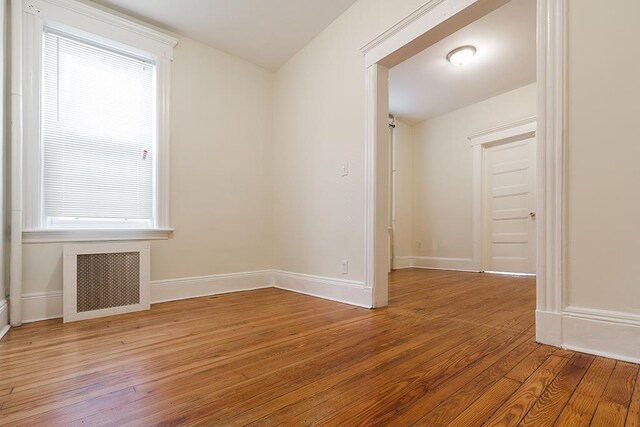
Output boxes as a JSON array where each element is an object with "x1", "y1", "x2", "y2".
[{"x1": 42, "y1": 31, "x2": 155, "y2": 226}]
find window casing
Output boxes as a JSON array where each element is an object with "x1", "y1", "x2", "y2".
[{"x1": 20, "y1": 0, "x2": 177, "y2": 243}]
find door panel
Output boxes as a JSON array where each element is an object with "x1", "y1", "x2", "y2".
[{"x1": 484, "y1": 137, "x2": 536, "y2": 274}]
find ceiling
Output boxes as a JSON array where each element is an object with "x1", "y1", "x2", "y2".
[
  {"x1": 92, "y1": 0, "x2": 358, "y2": 70},
  {"x1": 389, "y1": 0, "x2": 536, "y2": 125}
]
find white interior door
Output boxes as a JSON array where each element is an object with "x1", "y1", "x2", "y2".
[{"x1": 483, "y1": 136, "x2": 536, "y2": 274}]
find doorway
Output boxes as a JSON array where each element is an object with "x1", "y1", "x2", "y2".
[
  {"x1": 363, "y1": 0, "x2": 565, "y2": 347},
  {"x1": 482, "y1": 132, "x2": 537, "y2": 274}
]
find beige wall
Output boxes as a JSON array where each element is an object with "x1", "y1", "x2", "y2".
[
  {"x1": 566, "y1": 0, "x2": 640, "y2": 314},
  {"x1": 392, "y1": 119, "x2": 413, "y2": 258},
  {"x1": 18, "y1": 0, "x2": 640, "y2": 319},
  {"x1": 273, "y1": 0, "x2": 427, "y2": 280},
  {"x1": 407, "y1": 83, "x2": 536, "y2": 259},
  {"x1": 22, "y1": 36, "x2": 274, "y2": 293}
]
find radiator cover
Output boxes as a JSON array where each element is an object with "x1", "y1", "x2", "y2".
[{"x1": 63, "y1": 242, "x2": 150, "y2": 322}]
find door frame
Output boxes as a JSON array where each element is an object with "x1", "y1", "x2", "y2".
[
  {"x1": 468, "y1": 116, "x2": 537, "y2": 273},
  {"x1": 361, "y1": 0, "x2": 565, "y2": 347}
]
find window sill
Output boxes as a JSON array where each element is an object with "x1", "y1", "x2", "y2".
[{"x1": 22, "y1": 228, "x2": 174, "y2": 244}]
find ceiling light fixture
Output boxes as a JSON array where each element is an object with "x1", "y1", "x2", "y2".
[{"x1": 446, "y1": 45, "x2": 477, "y2": 66}]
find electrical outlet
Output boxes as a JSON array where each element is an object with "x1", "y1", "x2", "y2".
[
  {"x1": 341, "y1": 260, "x2": 349, "y2": 274},
  {"x1": 417, "y1": 241, "x2": 423, "y2": 249},
  {"x1": 341, "y1": 162, "x2": 349, "y2": 177}
]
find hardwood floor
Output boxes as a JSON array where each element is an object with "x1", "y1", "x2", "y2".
[{"x1": 0, "y1": 269, "x2": 637, "y2": 426}]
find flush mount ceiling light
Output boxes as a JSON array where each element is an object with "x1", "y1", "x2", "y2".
[{"x1": 446, "y1": 45, "x2": 477, "y2": 66}]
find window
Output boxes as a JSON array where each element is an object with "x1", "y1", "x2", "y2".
[
  {"x1": 42, "y1": 32, "x2": 155, "y2": 229},
  {"x1": 19, "y1": 0, "x2": 177, "y2": 243}
]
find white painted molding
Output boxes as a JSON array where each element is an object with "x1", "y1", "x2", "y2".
[
  {"x1": 10, "y1": 0, "x2": 25, "y2": 327},
  {"x1": 26, "y1": 0, "x2": 178, "y2": 53},
  {"x1": 535, "y1": 309, "x2": 562, "y2": 347},
  {"x1": 564, "y1": 306, "x2": 640, "y2": 326},
  {"x1": 562, "y1": 307, "x2": 640, "y2": 364},
  {"x1": 468, "y1": 116, "x2": 536, "y2": 146},
  {"x1": 22, "y1": 291, "x2": 63, "y2": 323},
  {"x1": 361, "y1": 0, "x2": 498, "y2": 68},
  {"x1": 150, "y1": 270, "x2": 273, "y2": 304},
  {"x1": 536, "y1": 0, "x2": 565, "y2": 317},
  {"x1": 274, "y1": 270, "x2": 372, "y2": 308},
  {"x1": 394, "y1": 256, "x2": 479, "y2": 272},
  {"x1": 392, "y1": 256, "x2": 413, "y2": 269},
  {"x1": 20, "y1": 270, "x2": 370, "y2": 322},
  {"x1": 364, "y1": 64, "x2": 390, "y2": 308},
  {"x1": 361, "y1": 0, "x2": 446, "y2": 58},
  {"x1": 0, "y1": 300, "x2": 9, "y2": 341},
  {"x1": 537, "y1": 307, "x2": 639, "y2": 363},
  {"x1": 22, "y1": 228, "x2": 174, "y2": 243}
]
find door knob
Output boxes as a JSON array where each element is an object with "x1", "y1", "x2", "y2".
[{"x1": 529, "y1": 212, "x2": 536, "y2": 219}]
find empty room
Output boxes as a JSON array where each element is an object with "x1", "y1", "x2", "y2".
[{"x1": 0, "y1": 0, "x2": 638, "y2": 425}]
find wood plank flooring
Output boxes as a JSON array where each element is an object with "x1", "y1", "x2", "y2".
[{"x1": 0, "y1": 269, "x2": 637, "y2": 426}]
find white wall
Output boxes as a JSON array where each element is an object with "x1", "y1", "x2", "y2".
[
  {"x1": 15, "y1": 0, "x2": 640, "y2": 324},
  {"x1": 273, "y1": 0, "x2": 428, "y2": 281},
  {"x1": 22, "y1": 36, "x2": 274, "y2": 294},
  {"x1": 404, "y1": 83, "x2": 536, "y2": 260},
  {"x1": 566, "y1": 0, "x2": 640, "y2": 314}
]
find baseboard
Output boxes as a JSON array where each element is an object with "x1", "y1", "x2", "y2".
[
  {"x1": 562, "y1": 306, "x2": 640, "y2": 364},
  {"x1": 22, "y1": 291, "x2": 64, "y2": 323},
  {"x1": 535, "y1": 309, "x2": 562, "y2": 347},
  {"x1": 20, "y1": 269, "x2": 372, "y2": 323},
  {"x1": 0, "y1": 299, "x2": 9, "y2": 341},
  {"x1": 150, "y1": 270, "x2": 273, "y2": 304},
  {"x1": 21, "y1": 271, "x2": 274, "y2": 322},
  {"x1": 392, "y1": 256, "x2": 413, "y2": 269},
  {"x1": 273, "y1": 270, "x2": 372, "y2": 308},
  {"x1": 394, "y1": 256, "x2": 479, "y2": 272}
]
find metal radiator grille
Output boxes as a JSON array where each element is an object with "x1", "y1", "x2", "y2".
[{"x1": 77, "y1": 252, "x2": 140, "y2": 312}]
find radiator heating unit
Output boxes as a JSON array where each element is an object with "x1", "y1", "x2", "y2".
[{"x1": 63, "y1": 242, "x2": 150, "y2": 322}]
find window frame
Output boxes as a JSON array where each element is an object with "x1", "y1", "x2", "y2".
[{"x1": 20, "y1": 0, "x2": 177, "y2": 243}]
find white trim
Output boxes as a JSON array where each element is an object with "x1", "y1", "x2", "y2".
[
  {"x1": 22, "y1": 290, "x2": 63, "y2": 322},
  {"x1": 535, "y1": 309, "x2": 562, "y2": 346},
  {"x1": 536, "y1": 0, "x2": 565, "y2": 322},
  {"x1": 562, "y1": 307, "x2": 640, "y2": 364},
  {"x1": 10, "y1": 0, "x2": 25, "y2": 327},
  {"x1": 20, "y1": 270, "x2": 372, "y2": 322},
  {"x1": 394, "y1": 256, "x2": 479, "y2": 272},
  {"x1": 361, "y1": 0, "x2": 566, "y2": 348},
  {"x1": 361, "y1": 0, "x2": 498, "y2": 68},
  {"x1": 468, "y1": 116, "x2": 537, "y2": 146},
  {"x1": 361, "y1": 0, "x2": 446, "y2": 59},
  {"x1": 22, "y1": 228, "x2": 174, "y2": 243},
  {"x1": 563, "y1": 306, "x2": 640, "y2": 327},
  {"x1": 0, "y1": 300, "x2": 9, "y2": 340},
  {"x1": 392, "y1": 256, "x2": 413, "y2": 269},
  {"x1": 150, "y1": 270, "x2": 273, "y2": 304},
  {"x1": 468, "y1": 116, "x2": 537, "y2": 272},
  {"x1": 364, "y1": 64, "x2": 390, "y2": 308},
  {"x1": 274, "y1": 270, "x2": 372, "y2": 309},
  {"x1": 25, "y1": 0, "x2": 177, "y2": 55},
  {"x1": 536, "y1": 307, "x2": 640, "y2": 363}
]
